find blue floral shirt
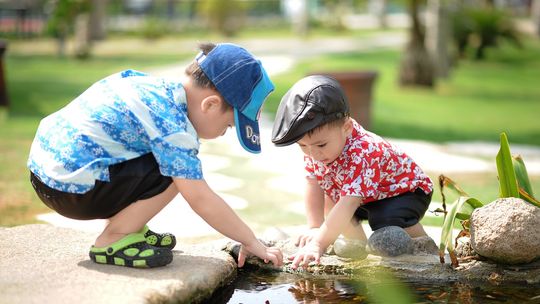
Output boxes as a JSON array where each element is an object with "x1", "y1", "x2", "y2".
[{"x1": 27, "y1": 70, "x2": 202, "y2": 194}]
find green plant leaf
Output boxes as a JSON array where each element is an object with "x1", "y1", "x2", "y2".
[
  {"x1": 496, "y1": 133, "x2": 519, "y2": 198},
  {"x1": 439, "y1": 196, "x2": 484, "y2": 267},
  {"x1": 518, "y1": 188, "x2": 540, "y2": 208},
  {"x1": 513, "y1": 155, "x2": 534, "y2": 197},
  {"x1": 455, "y1": 212, "x2": 471, "y2": 221}
]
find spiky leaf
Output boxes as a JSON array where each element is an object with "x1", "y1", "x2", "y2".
[
  {"x1": 439, "y1": 196, "x2": 484, "y2": 267},
  {"x1": 513, "y1": 155, "x2": 534, "y2": 197},
  {"x1": 496, "y1": 133, "x2": 519, "y2": 198}
]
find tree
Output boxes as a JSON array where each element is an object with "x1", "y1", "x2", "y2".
[
  {"x1": 398, "y1": 0, "x2": 435, "y2": 87},
  {"x1": 197, "y1": 0, "x2": 250, "y2": 36},
  {"x1": 46, "y1": 0, "x2": 90, "y2": 57},
  {"x1": 425, "y1": 0, "x2": 451, "y2": 78},
  {"x1": 369, "y1": 0, "x2": 388, "y2": 29},
  {"x1": 88, "y1": 0, "x2": 107, "y2": 41},
  {"x1": 533, "y1": 0, "x2": 540, "y2": 37}
]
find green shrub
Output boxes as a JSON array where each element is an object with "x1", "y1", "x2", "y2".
[{"x1": 451, "y1": 7, "x2": 521, "y2": 60}]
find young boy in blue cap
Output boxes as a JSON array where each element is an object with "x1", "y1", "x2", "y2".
[
  {"x1": 28, "y1": 42, "x2": 283, "y2": 268},
  {"x1": 272, "y1": 75, "x2": 433, "y2": 269}
]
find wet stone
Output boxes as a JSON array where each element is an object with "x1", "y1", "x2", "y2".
[
  {"x1": 367, "y1": 226, "x2": 413, "y2": 257},
  {"x1": 333, "y1": 236, "x2": 368, "y2": 260}
]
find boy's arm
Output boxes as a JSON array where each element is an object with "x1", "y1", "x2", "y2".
[
  {"x1": 305, "y1": 176, "x2": 325, "y2": 228},
  {"x1": 173, "y1": 177, "x2": 283, "y2": 267},
  {"x1": 289, "y1": 195, "x2": 362, "y2": 269},
  {"x1": 295, "y1": 177, "x2": 325, "y2": 247}
]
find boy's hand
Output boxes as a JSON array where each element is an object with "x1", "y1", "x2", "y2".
[
  {"x1": 295, "y1": 228, "x2": 320, "y2": 248},
  {"x1": 288, "y1": 240, "x2": 324, "y2": 270},
  {"x1": 237, "y1": 239, "x2": 283, "y2": 268}
]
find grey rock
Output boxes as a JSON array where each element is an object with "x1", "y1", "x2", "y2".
[
  {"x1": 470, "y1": 197, "x2": 540, "y2": 264},
  {"x1": 367, "y1": 226, "x2": 413, "y2": 257},
  {"x1": 455, "y1": 236, "x2": 478, "y2": 258},
  {"x1": 412, "y1": 235, "x2": 439, "y2": 255}
]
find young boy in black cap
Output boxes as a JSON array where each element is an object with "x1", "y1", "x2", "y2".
[
  {"x1": 272, "y1": 75, "x2": 433, "y2": 269},
  {"x1": 28, "y1": 42, "x2": 283, "y2": 268}
]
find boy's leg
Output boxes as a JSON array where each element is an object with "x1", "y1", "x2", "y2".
[
  {"x1": 404, "y1": 222, "x2": 428, "y2": 238},
  {"x1": 324, "y1": 195, "x2": 367, "y2": 241},
  {"x1": 95, "y1": 183, "x2": 178, "y2": 247},
  {"x1": 364, "y1": 189, "x2": 432, "y2": 237}
]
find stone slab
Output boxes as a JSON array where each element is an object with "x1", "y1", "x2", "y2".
[{"x1": 0, "y1": 224, "x2": 236, "y2": 304}]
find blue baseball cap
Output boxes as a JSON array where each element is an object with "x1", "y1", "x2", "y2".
[{"x1": 196, "y1": 43, "x2": 275, "y2": 153}]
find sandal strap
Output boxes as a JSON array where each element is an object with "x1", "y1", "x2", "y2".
[
  {"x1": 91, "y1": 233, "x2": 147, "y2": 255},
  {"x1": 141, "y1": 225, "x2": 177, "y2": 249}
]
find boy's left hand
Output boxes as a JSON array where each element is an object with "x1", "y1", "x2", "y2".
[
  {"x1": 237, "y1": 240, "x2": 283, "y2": 268},
  {"x1": 288, "y1": 240, "x2": 324, "y2": 269}
]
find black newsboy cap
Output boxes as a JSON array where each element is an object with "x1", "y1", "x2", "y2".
[{"x1": 271, "y1": 75, "x2": 349, "y2": 146}]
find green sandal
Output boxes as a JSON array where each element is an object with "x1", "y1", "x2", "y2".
[
  {"x1": 141, "y1": 225, "x2": 177, "y2": 249},
  {"x1": 89, "y1": 233, "x2": 173, "y2": 268}
]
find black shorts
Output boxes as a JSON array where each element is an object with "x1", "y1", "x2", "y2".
[
  {"x1": 353, "y1": 188, "x2": 432, "y2": 231},
  {"x1": 30, "y1": 153, "x2": 173, "y2": 220}
]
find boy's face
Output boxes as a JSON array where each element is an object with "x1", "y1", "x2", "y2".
[
  {"x1": 297, "y1": 120, "x2": 352, "y2": 165},
  {"x1": 192, "y1": 94, "x2": 235, "y2": 140},
  {"x1": 201, "y1": 106, "x2": 235, "y2": 140}
]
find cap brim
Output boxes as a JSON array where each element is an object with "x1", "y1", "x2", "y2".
[{"x1": 234, "y1": 108, "x2": 261, "y2": 153}]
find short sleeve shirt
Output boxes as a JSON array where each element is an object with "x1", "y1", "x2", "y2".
[
  {"x1": 27, "y1": 70, "x2": 202, "y2": 194},
  {"x1": 305, "y1": 120, "x2": 433, "y2": 204}
]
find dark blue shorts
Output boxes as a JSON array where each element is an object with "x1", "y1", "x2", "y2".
[
  {"x1": 353, "y1": 188, "x2": 432, "y2": 230},
  {"x1": 30, "y1": 153, "x2": 173, "y2": 220}
]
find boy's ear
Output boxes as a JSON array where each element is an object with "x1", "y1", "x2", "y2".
[
  {"x1": 200, "y1": 95, "x2": 223, "y2": 113},
  {"x1": 343, "y1": 117, "x2": 353, "y2": 134}
]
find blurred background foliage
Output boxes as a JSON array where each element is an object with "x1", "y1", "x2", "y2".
[{"x1": 0, "y1": 0, "x2": 539, "y2": 226}]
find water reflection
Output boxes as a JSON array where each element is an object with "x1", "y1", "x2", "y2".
[{"x1": 209, "y1": 269, "x2": 540, "y2": 304}]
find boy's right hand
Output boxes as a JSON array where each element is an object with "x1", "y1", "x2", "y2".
[
  {"x1": 237, "y1": 239, "x2": 283, "y2": 268},
  {"x1": 295, "y1": 228, "x2": 320, "y2": 248}
]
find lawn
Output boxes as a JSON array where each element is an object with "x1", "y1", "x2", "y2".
[
  {"x1": 264, "y1": 39, "x2": 540, "y2": 146},
  {"x1": 1, "y1": 33, "x2": 539, "y2": 227}
]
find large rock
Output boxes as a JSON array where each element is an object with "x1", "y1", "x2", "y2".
[
  {"x1": 0, "y1": 224, "x2": 236, "y2": 304},
  {"x1": 470, "y1": 197, "x2": 540, "y2": 264},
  {"x1": 367, "y1": 226, "x2": 413, "y2": 257}
]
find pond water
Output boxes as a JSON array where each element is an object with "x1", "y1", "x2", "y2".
[{"x1": 209, "y1": 269, "x2": 540, "y2": 303}]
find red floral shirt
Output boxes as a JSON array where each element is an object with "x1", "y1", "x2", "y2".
[{"x1": 305, "y1": 120, "x2": 433, "y2": 204}]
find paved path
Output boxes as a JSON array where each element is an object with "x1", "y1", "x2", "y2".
[{"x1": 38, "y1": 35, "x2": 540, "y2": 246}]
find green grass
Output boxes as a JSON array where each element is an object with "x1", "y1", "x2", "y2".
[
  {"x1": 1, "y1": 34, "x2": 539, "y2": 227},
  {"x1": 6, "y1": 53, "x2": 192, "y2": 117},
  {"x1": 264, "y1": 39, "x2": 540, "y2": 146}
]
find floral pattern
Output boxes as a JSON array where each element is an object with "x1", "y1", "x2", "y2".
[
  {"x1": 305, "y1": 120, "x2": 433, "y2": 204},
  {"x1": 28, "y1": 70, "x2": 202, "y2": 194}
]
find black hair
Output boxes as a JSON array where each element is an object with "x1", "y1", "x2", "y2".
[{"x1": 185, "y1": 42, "x2": 232, "y2": 111}]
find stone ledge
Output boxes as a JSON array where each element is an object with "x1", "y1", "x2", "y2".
[
  {"x1": 0, "y1": 224, "x2": 236, "y2": 304},
  {"x1": 226, "y1": 239, "x2": 540, "y2": 286}
]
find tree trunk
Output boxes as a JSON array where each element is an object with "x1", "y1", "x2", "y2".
[
  {"x1": 0, "y1": 40, "x2": 9, "y2": 108},
  {"x1": 74, "y1": 13, "x2": 91, "y2": 59},
  {"x1": 56, "y1": 34, "x2": 67, "y2": 58},
  {"x1": 294, "y1": 0, "x2": 309, "y2": 36},
  {"x1": 167, "y1": 0, "x2": 176, "y2": 19},
  {"x1": 369, "y1": 0, "x2": 388, "y2": 29},
  {"x1": 533, "y1": 0, "x2": 540, "y2": 37},
  {"x1": 426, "y1": 0, "x2": 451, "y2": 78},
  {"x1": 89, "y1": 0, "x2": 107, "y2": 41},
  {"x1": 399, "y1": 0, "x2": 435, "y2": 87}
]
